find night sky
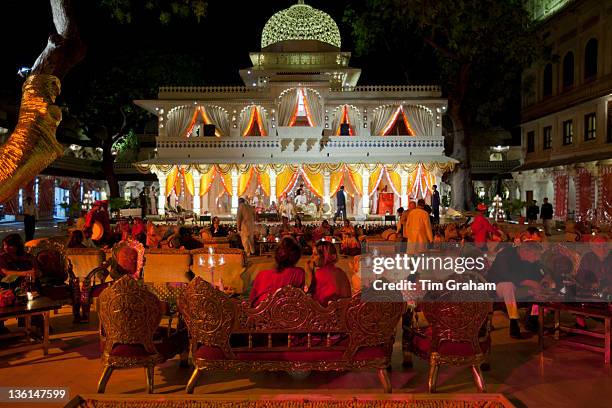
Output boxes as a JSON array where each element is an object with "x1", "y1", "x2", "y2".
[{"x1": 0, "y1": 0, "x2": 411, "y2": 110}]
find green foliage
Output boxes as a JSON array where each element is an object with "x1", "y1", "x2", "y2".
[
  {"x1": 108, "y1": 197, "x2": 130, "y2": 210},
  {"x1": 113, "y1": 130, "x2": 139, "y2": 163},
  {"x1": 63, "y1": 50, "x2": 208, "y2": 145},
  {"x1": 101, "y1": 0, "x2": 208, "y2": 24},
  {"x1": 503, "y1": 198, "x2": 526, "y2": 216},
  {"x1": 344, "y1": 0, "x2": 539, "y2": 129}
]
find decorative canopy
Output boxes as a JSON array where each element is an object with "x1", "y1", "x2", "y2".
[{"x1": 261, "y1": 2, "x2": 341, "y2": 50}]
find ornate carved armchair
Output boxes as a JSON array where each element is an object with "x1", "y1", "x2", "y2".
[
  {"x1": 180, "y1": 277, "x2": 405, "y2": 394},
  {"x1": 97, "y1": 276, "x2": 164, "y2": 393},
  {"x1": 405, "y1": 276, "x2": 492, "y2": 393},
  {"x1": 26, "y1": 240, "x2": 75, "y2": 304}
]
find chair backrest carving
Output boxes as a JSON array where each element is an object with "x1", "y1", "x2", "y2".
[
  {"x1": 344, "y1": 297, "x2": 406, "y2": 358},
  {"x1": 110, "y1": 239, "x2": 145, "y2": 280},
  {"x1": 237, "y1": 285, "x2": 348, "y2": 333},
  {"x1": 27, "y1": 240, "x2": 73, "y2": 283},
  {"x1": 181, "y1": 277, "x2": 404, "y2": 361},
  {"x1": 180, "y1": 277, "x2": 237, "y2": 358},
  {"x1": 420, "y1": 275, "x2": 492, "y2": 356},
  {"x1": 98, "y1": 276, "x2": 162, "y2": 355}
]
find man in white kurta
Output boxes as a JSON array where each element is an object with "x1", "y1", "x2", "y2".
[{"x1": 237, "y1": 198, "x2": 255, "y2": 256}]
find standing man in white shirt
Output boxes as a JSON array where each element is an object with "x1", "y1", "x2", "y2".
[
  {"x1": 236, "y1": 197, "x2": 256, "y2": 256},
  {"x1": 22, "y1": 196, "x2": 38, "y2": 242}
]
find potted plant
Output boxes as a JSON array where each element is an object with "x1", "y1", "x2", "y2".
[{"x1": 503, "y1": 199, "x2": 526, "y2": 221}]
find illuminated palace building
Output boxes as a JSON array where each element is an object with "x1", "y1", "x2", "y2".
[
  {"x1": 513, "y1": 0, "x2": 612, "y2": 224},
  {"x1": 135, "y1": 2, "x2": 455, "y2": 219}
]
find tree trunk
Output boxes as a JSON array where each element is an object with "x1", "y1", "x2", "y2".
[
  {"x1": 0, "y1": 0, "x2": 85, "y2": 202},
  {"x1": 102, "y1": 142, "x2": 119, "y2": 198},
  {"x1": 446, "y1": 63, "x2": 474, "y2": 212},
  {"x1": 448, "y1": 97, "x2": 473, "y2": 212}
]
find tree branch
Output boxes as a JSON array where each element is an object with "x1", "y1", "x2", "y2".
[
  {"x1": 0, "y1": 0, "x2": 86, "y2": 202},
  {"x1": 32, "y1": 0, "x2": 86, "y2": 80},
  {"x1": 423, "y1": 34, "x2": 458, "y2": 61}
]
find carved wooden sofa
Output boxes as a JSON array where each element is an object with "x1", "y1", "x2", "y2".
[{"x1": 180, "y1": 277, "x2": 405, "y2": 394}]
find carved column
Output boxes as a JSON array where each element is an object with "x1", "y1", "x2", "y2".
[
  {"x1": 361, "y1": 168, "x2": 370, "y2": 215},
  {"x1": 400, "y1": 169, "x2": 409, "y2": 208},
  {"x1": 231, "y1": 169, "x2": 239, "y2": 215},
  {"x1": 155, "y1": 172, "x2": 166, "y2": 216},
  {"x1": 192, "y1": 171, "x2": 201, "y2": 216},
  {"x1": 269, "y1": 168, "x2": 277, "y2": 205}
]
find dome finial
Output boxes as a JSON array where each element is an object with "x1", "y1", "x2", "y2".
[{"x1": 298, "y1": 0, "x2": 305, "y2": 4}]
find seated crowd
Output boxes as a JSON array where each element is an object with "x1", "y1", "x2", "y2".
[{"x1": 3, "y1": 196, "x2": 611, "y2": 347}]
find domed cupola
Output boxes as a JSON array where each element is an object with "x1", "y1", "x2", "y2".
[{"x1": 260, "y1": 1, "x2": 341, "y2": 52}]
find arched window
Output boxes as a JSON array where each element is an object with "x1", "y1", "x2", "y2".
[
  {"x1": 543, "y1": 63, "x2": 553, "y2": 97},
  {"x1": 562, "y1": 52, "x2": 574, "y2": 88},
  {"x1": 584, "y1": 38, "x2": 598, "y2": 80}
]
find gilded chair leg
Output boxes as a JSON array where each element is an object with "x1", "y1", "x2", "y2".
[
  {"x1": 377, "y1": 368, "x2": 392, "y2": 393},
  {"x1": 471, "y1": 365, "x2": 487, "y2": 392},
  {"x1": 145, "y1": 365, "x2": 155, "y2": 394},
  {"x1": 427, "y1": 363, "x2": 439, "y2": 393},
  {"x1": 402, "y1": 350, "x2": 413, "y2": 368},
  {"x1": 97, "y1": 366, "x2": 113, "y2": 393},
  {"x1": 186, "y1": 368, "x2": 202, "y2": 394}
]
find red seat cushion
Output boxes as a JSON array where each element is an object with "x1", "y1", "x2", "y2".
[
  {"x1": 411, "y1": 327, "x2": 490, "y2": 357},
  {"x1": 194, "y1": 345, "x2": 385, "y2": 362}
]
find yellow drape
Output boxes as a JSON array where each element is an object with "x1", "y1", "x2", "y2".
[
  {"x1": 276, "y1": 166, "x2": 298, "y2": 197},
  {"x1": 165, "y1": 166, "x2": 178, "y2": 196},
  {"x1": 182, "y1": 169, "x2": 194, "y2": 196},
  {"x1": 368, "y1": 165, "x2": 383, "y2": 194},
  {"x1": 385, "y1": 167, "x2": 401, "y2": 196},
  {"x1": 199, "y1": 167, "x2": 216, "y2": 196},
  {"x1": 301, "y1": 168, "x2": 324, "y2": 197},
  {"x1": 238, "y1": 168, "x2": 254, "y2": 197},
  {"x1": 258, "y1": 171, "x2": 271, "y2": 197},
  {"x1": 330, "y1": 169, "x2": 344, "y2": 196},
  {"x1": 220, "y1": 169, "x2": 232, "y2": 195}
]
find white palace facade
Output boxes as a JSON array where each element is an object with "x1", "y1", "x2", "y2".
[{"x1": 134, "y1": 2, "x2": 455, "y2": 218}]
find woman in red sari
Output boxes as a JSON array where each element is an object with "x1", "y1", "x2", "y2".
[
  {"x1": 307, "y1": 240, "x2": 351, "y2": 306},
  {"x1": 249, "y1": 237, "x2": 305, "y2": 306}
]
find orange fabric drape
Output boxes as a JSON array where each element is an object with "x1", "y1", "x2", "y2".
[
  {"x1": 238, "y1": 168, "x2": 254, "y2": 197},
  {"x1": 330, "y1": 169, "x2": 344, "y2": 196},
  {"x1": 199, "y1": 167, "x2": 216, "y2": 196},
  {"x1": 257, "y1": 171, "x2": 271, "y2": 197},
  {"x1": 182, "y1": 169, "x2": 194, "y2": 197},
  {"x1": 347, "y1": 166, "x2": 363, "y2": 194},
  {"x1": 301, "y1": 167, "x2": 324, "y2": 198},
  {"x1": 301, "y1": 89, "x2": 315, "y2": 127},
  {"x1": 276, "y1": 166, "x2": 299, "y2": 197},
  {"x1": 243, "y1": 106, "x2": 267, "y2": 136},
  {"x1": 407, "y1": 164, "x2": 435, "y2": 198},
  {"x1": 385, "y1": 167, "x2": 401, "y2": 196},
  {"x1": 368, "y1": 166, "x2": 383, "y2": 195},
  {"x1": 335, "y1": 105, "x2": 354, "y2": 136},
  {"x1": 184, "y1": 108, "x2": 201, "y2": 138},
  {"x1": 383, "y1": 106, "x2": 415, "y2": 136},
  {"x1": 219, "y1": 169, "x2": 232, "y2": 195},
  {"x1": 165, "y1": 166, "x2": 178, "y2": 196}
]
